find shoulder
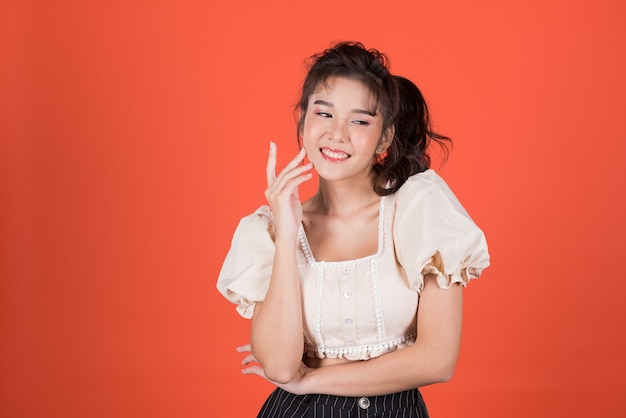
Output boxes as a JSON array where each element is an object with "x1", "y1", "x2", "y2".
[
  {"x1": 398, "y1": 170, "x2": 448, "y2": 196},
  {"x1": 391, "y1": 169, "x2": 481, "y2": 244},
  {"x1": 242, "y1": 205, "x2": 273, "y2": 223},
  {"x1": 237, "y1": 205, "x2": 273, "y2": 231},
  {"x1": 228, "y1": 205, "x2": 276, "y2": 247},
  {"x1": 394, "y1": 170, "x2": 463, "y2": 213}
]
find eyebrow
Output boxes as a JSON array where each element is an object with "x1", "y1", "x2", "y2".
[{"x1": 313, "y1": 100, "x2": 377, "y2": 117}]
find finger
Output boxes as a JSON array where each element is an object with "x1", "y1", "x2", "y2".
[
  {"x1": 266, "y1": 141, "x2": 277, "y2": 187},
  {"x1": 236, "y1": 344, "x2": 251, "y2": 353},
  {"x1": 272, "y1": 147, "x2": 307, "y2": 186},
  {"x1": 274, "y1": 161, "x2": 313, "y2": 188},
  {"x1": 276, "y1": 168, "x2": 313, "y2": 197},
  {"x1": 269, "y1": 162, "x2": 313, "y2": 198},
  {"x1": 241, "y1": 365, "x2": 266, "y2": 378},
  {"x1": 241, "y1": 353, "x2": 257, "y2": 365}
]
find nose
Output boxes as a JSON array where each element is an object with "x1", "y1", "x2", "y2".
[{"x1": 328, "y1": 119, "x2": 347, "y2": 142}]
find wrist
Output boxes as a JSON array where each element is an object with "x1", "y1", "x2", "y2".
[
  {"x1": 300, "y1": 366, "x2": 319, "y2": 394},
  {"x1": 273, "y1": 233, "x2": 299, "y2": 249}
]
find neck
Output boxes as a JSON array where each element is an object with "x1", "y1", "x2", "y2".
[{"x1": 310, "y1": 177, "x2": 380, "y2": 217}]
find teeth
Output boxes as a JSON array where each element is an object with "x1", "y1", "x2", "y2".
[{"x1": 321, "y1": 148, "x2": 350, "y2": 160}]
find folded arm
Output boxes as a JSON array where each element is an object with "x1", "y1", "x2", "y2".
[
  {"x1": 308, "y1": 275, "x2": 463, "y2": 395},
  {"x1": 246, "y1": 274, "x2": 464, "y2": 396}
]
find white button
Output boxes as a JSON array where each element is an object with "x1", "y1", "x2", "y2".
[
  {"x1": 358, "y1": 397, "x2": 370, "y2": 409},
  {"x1": 343, "y1": 291, "x2": 352, "y2": 298},
  {"x1": 344, "y1": 268, "x2": 351, "y2": 275},
  {"x1": 344, "y1": 318, "x2": 353, "y2": 325}
]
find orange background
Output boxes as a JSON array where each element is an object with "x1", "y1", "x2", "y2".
[{"x1": 2, "y1": 0, "x2": 625, "y2": 417}]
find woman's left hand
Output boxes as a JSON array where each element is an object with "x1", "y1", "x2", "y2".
[{"x1": 236, "y1": 344, "x2": 313, "y2": 395}]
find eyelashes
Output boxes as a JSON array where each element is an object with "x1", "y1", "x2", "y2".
[{"x1": 315, "y1": 112, "x2": 370, "y2": 126}]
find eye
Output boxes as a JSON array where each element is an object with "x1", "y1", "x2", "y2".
[
  {"x1": 316, "y1": 112, "x2": 332, "y2": 118},
  {"x1": 352, "y1": 119, "x2": 370, "y2": 126}
]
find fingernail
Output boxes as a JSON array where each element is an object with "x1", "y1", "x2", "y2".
[{"x1": 270, "y1": 141, "x2": 276, "y2": 149}]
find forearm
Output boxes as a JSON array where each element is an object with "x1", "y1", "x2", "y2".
[
  {"x1": 300, "y1": 280, "x2": 464, "y2": 396},
  {"x1": 304, "y1": 339, "x2": 459, "y2": 396},
  {"x1": 250, "y1": 238, "x2": 304, "y2": 383}
]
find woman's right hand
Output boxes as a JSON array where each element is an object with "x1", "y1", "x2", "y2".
[{"x1": 265, "y1": 142, "x2": 313, "y2": 240}]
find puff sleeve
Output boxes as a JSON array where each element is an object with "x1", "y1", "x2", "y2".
[
  {"x1": 216, "y1": 206, "x2": 275, "y2": 319},
  {"x1": 393, "y1": 171, "x2": 490, "y2": 293}
]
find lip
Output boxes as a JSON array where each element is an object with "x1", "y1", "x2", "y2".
[{"x1": 320, "y1": 147, "x2": 351, "y2": 162}]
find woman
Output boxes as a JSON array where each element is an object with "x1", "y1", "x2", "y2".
[{"x1": 217, "y1": 42, "x2": 490, "y2": 417}]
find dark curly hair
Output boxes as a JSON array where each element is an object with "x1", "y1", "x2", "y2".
[
  {"x1": 372, "y1": 75, "x2": 452, "y2": 195},
  {"x1": 296, "y1": 42, "x2": 451, "y2": 195}
]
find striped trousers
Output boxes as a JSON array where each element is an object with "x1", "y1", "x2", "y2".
[{"x1": 257, "y1": 387, "x2": 429, "y2": 418}]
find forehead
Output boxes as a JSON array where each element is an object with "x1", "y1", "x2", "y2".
[{"x1": 309, "y1": 76, "x2": 379, "y2": 109}]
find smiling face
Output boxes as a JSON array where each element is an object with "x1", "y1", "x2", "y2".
[{"x1": 302, "y1": 76, "x2": 392, "y2": 184}]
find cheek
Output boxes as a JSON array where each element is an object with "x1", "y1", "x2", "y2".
[{"x1": 302, "y1": 119, "x2": 323, "y2": 144}]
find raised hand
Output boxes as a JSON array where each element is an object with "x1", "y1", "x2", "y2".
[{"x1": 264, "y1": 142, "x2": 313, "y2": 240}]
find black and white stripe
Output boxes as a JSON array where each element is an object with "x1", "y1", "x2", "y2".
[{"x1": 257, "y1": 387, "x2": 429, "y2": 418}]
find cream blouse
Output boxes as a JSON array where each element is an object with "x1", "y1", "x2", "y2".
[{"x1": 217, "y1": 170, "x2": 490, "y2": 361}]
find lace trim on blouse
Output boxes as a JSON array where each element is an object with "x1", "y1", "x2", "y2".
[{"x1": 304, "y1": 331, "x2": 417, "y2": 360}]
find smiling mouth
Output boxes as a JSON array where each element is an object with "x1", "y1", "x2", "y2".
[{"x1": 320, "y1": 148, "x2": 351, "y2": 161}]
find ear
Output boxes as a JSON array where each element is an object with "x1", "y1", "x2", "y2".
[{"x1": 377, "y1": 125, "x2": 395, "y2": 154}]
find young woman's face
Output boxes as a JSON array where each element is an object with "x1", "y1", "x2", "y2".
[{"x1": 302, "y1": 76, "x2": 390, "y2": 183}]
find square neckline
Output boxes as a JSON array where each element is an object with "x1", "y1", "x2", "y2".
[{"x1": 297, "y1": 196, "x2": 387, "y2": 265}]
